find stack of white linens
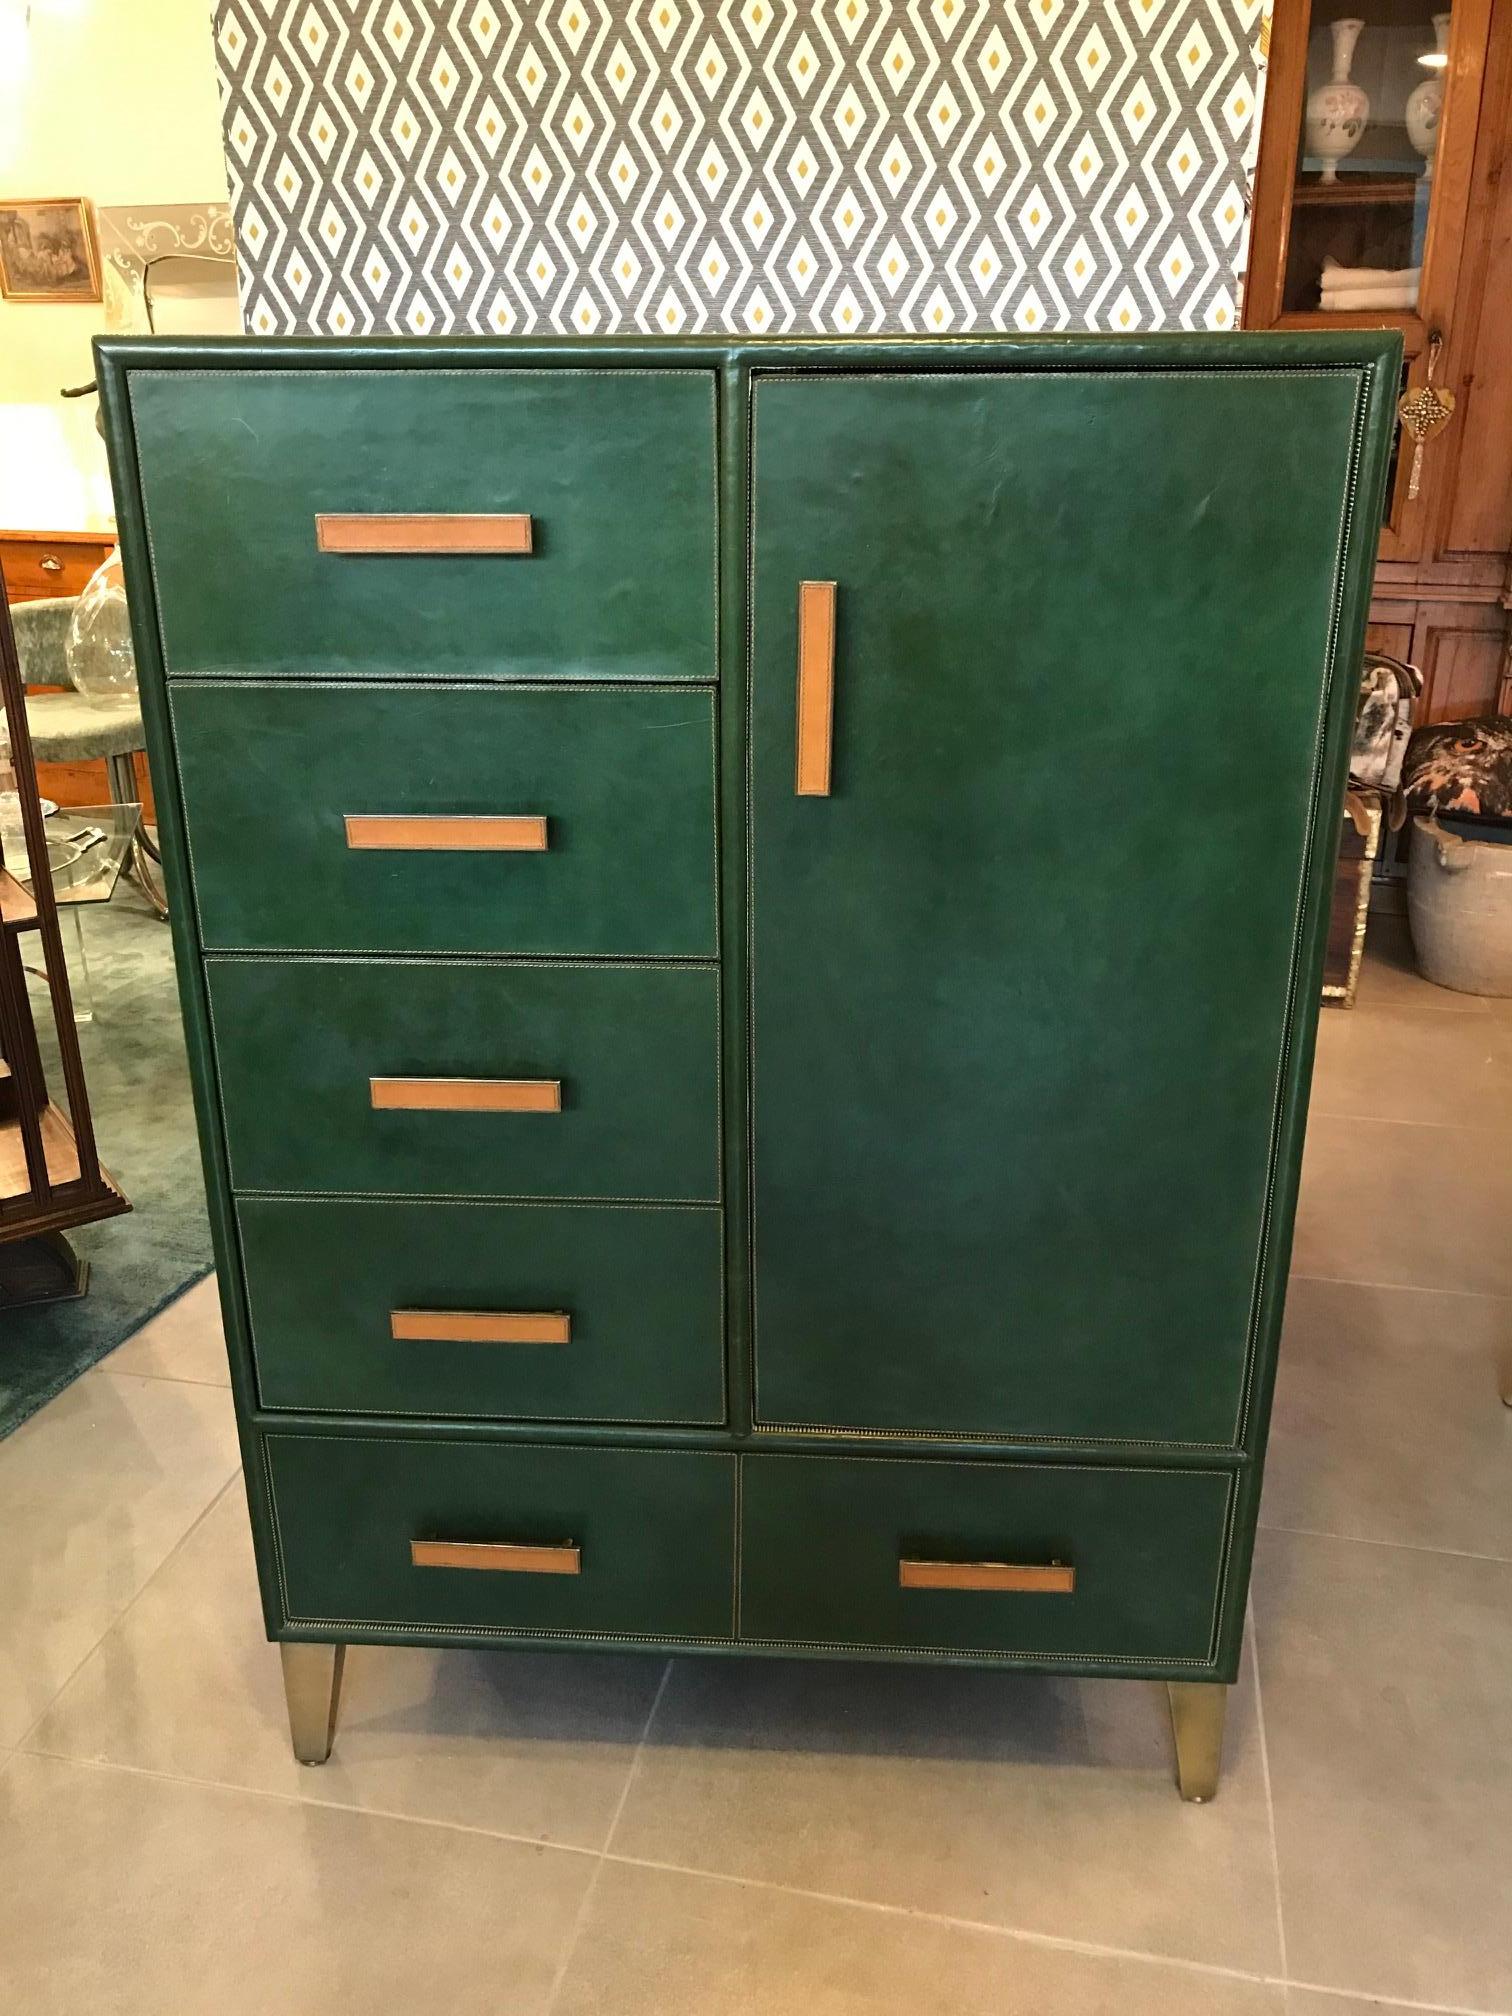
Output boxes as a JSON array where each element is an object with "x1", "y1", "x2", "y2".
[{"x1": 1319, "y1": 257, "x2": 1420, "y2": 310}]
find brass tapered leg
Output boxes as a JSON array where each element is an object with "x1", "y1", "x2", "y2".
[
  {"x1": 280, "y1": 1643, "x2": 346, "y2": 1765},
  {"x1": 1167, "y1": 1681, "x2": 1227, "y2": 1802}
]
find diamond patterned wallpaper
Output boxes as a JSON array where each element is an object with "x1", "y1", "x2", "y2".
[{"x1": 213, "y1": 0, "x2": 1269, "y2": 338}]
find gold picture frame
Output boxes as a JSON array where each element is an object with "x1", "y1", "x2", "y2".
[{"x1": 0, "y1": 197, "x2": 102, "y2": 303}]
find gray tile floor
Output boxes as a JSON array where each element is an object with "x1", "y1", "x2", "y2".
[{"x1": 1, "y1": 917, "x2": 1508, "y2": 2014}]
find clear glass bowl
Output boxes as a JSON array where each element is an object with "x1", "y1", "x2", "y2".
[{"x1": 65, "y1": 548, "x2": 138, "y2": 700}]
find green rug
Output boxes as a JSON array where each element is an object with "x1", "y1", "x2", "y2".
[{"x1": 1, "y1": 887, "x2": 213, "y2": 1439}]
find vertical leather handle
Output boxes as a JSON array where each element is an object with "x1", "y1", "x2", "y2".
[{"x1": 795, "y1": 580, "x2": 837, "y2": 797}]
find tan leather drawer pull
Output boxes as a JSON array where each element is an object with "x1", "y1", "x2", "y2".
[
  {"x1": 369, "y1": 1077, "x2": 561, "y2": 1113},
  {"x1": 795, "y1": 579, "x2": 837, "y2": 796},
  {"x1": 344, "y1": 814, "x2": 547, "y2": 853},
  {"x1": 899, "y1": 1558, "x2": 1076, "y2": 1595},
  {"x1": 390, "y1": 1309, "x2": 571, "y2": 1345},
  {"x1": 316, "y1": 513, "x2": 533, "y2": 555},
  {"x1": 410, "y1": 1540, "x2": 580, "y2": 1575}
]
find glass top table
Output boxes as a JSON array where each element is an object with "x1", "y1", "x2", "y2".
[{"x1": 17, "y1": 802, "x2": 142, "y2": 907}]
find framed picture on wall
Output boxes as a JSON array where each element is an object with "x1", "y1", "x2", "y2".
[{"x1": 0, "y1": 197, "x2": 101, "y2": 303}]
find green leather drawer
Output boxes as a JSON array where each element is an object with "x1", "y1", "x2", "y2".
[
  {"x1": 207, "y1": 957, "x2": 720, "y2": 1201},
  {"x1": 241, "y1": 1196, "x2": 724, "y2": 1423},
  {"x1": 172, "y1": 682, "x2": 717, "y2": 956},
  {"x1": 265, "y1": 1435, "x2": 736, "y2": 1639},
  {"x1": 739, "y1": 1455, "x2": 1232, "y2": 1664},
  {"x1": 129, "y1": 367, "x2": 717, "y2": 681}
]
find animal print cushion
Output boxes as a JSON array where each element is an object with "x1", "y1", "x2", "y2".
[
  {"x1": 1351, "y1": 654, "x2": 1420, "y2": 793},
  {"x1": 1401, "y1": 715, "x2": 1512, "y2": 823}
]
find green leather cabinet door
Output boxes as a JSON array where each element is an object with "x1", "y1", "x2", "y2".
[
  {"x1": 748, "y1": 365, "x2": 1367, "y2": 1447},
  {"x1": 266, "y1": 1436, "x2": 736, "y2": 1639},
  {"x1": 129, "y1": 367, "x2": 716, "y2": 681},
  {"x1": 172, "y1": 682, "x2": 718, "y2": 956},
  {"x1": 241, "y1": 1196, "x2": 724, "y2": 1423},
  {"x1": 208, "y1": 956, "x2": 720, "y2": 1200}
]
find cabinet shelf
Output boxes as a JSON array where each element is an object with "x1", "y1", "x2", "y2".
[{"x1": 1293, "y1": 176, "x2": 1421, "y2": 208}]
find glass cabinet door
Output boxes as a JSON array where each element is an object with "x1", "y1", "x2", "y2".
[
  {"x1": 1245, "y1": 0, "x2": 1496, "y2": 558},
  {"x1": 1281, "y1": 3, "x2": 1451, "y2": 316}
]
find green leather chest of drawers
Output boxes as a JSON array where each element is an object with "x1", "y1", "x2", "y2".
[{"x1": 97, "y1": 331, "x2": 1398, "y2": 1801}]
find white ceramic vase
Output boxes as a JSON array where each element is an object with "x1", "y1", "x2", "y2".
[
  {"x1": 1306, "y1": 18, "x2": 1369, "y2": 183},
  {"x1": 1405, "y1": 13, "x2": 1451, "y2": 178}
]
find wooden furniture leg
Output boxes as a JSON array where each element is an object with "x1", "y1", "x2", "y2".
[
  {"x1": 279, "y1": 1642, "x2": 345, "y2": 1765},
  {"x1": 1167, "y1": 1680, "x2": 1227, "y2": 1802}
]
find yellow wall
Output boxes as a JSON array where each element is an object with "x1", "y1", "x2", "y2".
[{"x1": 0, "y1": 0, "x2": 230, "y2": 529}]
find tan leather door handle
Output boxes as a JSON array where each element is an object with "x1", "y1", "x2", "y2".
[
  {"x1": 796, "y1": 580, "x2": 837, "y2": 796},
  {"x1": 410, "y1": 1540, "x2": 580, "y2": 1574},
  {"x1": 344, "y1": 815, "x2": 547, "y2": 852},
  {"x1": 316, "y1": 513, "x2": 533, "y2": 554},
  {"x1": 369, "y1": 1077, "x2": 561, "y2": 1113},
  {"x1": 390, "y1": 1309, "x2": 571, "y2": 1345},
  {"x1": 898, "y1": 1558, "x2": 1076, "y2": 1594}
]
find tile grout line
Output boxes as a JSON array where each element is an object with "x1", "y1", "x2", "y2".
[
  {"x1": 19, "y1": 1746, "x2": 1506, "y2": 2016},
  {"x1": 1306, "y1": 1106, "x2": 1510, "y2": 1134},
  {"x1": 1255, "y1": 1521, "x2": 1512, "y2": 1568},
  {"x1": 542, "y1": 1656, "x2": 675, "y2": 2016},
  {"x1": 589, "y1": 1844, "x2": 1294, "y2": 1994},
  {"x1": 16, "y1": 1745, "x2": 604, "y2": 1861},
  {"x1": 85, "y1": 1365, "x2": 232, "y2": 1391},
  {"x1": 11, "y1": 1469, "x2": 244, "y2": 1755},
  {"x1": 1284, "y1": 1982, "x2": 1512, "y2": 2016},
  {"x1": 1247, "y1": 1598, "x2": 1290, "y2": 1985},
  {"x1": 590, "y1": 1849, "x2": 1512, "y2": 2016},
  {"x1": 1286, "y1": 1270, "x2": 1512, "y2": 1303},
  {"x1": 6, "y1": 1741, "x2": 1273, "y2": 1993}
]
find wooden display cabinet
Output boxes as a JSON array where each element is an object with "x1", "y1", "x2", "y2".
[{"x1": 1246, "y1": 0, "x2": 1512, "y2": 725}]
